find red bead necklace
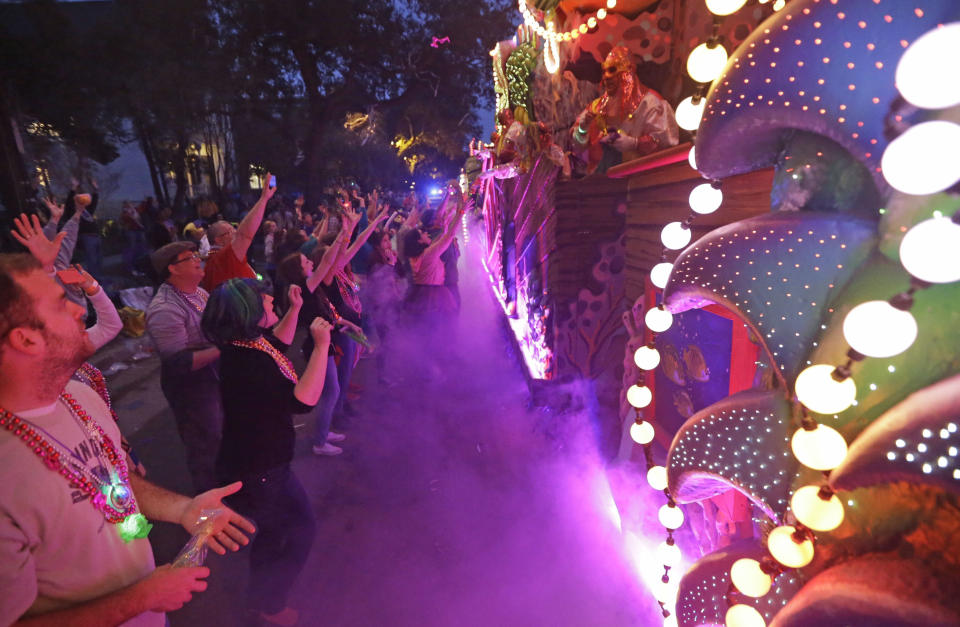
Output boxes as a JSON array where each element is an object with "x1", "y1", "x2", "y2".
[
  {"x1": 0, "y1": 392, "x2": 137, "y2": 524},
  {"x1": 74, "y1": 362, "x2": 119, "y2": 423}
]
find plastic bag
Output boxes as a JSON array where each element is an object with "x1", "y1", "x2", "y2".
[
  {"x1": 172, "y1": 509, "x2": 219, "y2": 568},
  {"x1": 118, "y1": 307, "x2": 146, "y2": 338}
]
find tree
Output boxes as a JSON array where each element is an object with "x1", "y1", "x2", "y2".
[
  {"x1": 0, "y1": 0, "x2": 125, "y2": 216},
  {"x1": 214, "y1": 0, "x2": 513, "y2": 200},
  {"x1": 96, "y1": 0, "x2": 239, "y2": 211}
]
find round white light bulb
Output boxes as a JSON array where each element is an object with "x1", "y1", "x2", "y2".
[
  {"x1": 652, "y1": 577, "x2": 677, "y2": 603},
  {"x1": 768, "y1": 525, "x2": 814, "y2": 568},
  {"x1": 791, "y1": 485, "x2": 845, "y2": 532},
  {"x1": 630, "y1": 419, "x2": 655, "y2": 443},
  {"x1": 597, "y1": 8, "x2": 607, "y2": 19},
  {"x1": 794, "y1": 364, "x2": 857, "y2": 415},
  {"x1": 656, "y1": 539, "x2": 681, "y2": 567},
  {"x1": 661, "y1": 221, "x2": 692, "y2": 250},
  {"x1": 842, "y1": 300, "x2": 918, "y2": 358},
  {"x1": 687, "y1": 42, "x2": 728, "y2": 84},
  {"x1": 675, "y1": 95, "x2": 706, "y2": 131},
  {"x1": 634, "y1": 345, "x2": 661, "y2": 370},
  {"x1": 689, "y1": 183, "x2": 723, "y2": 214},
  {"x1": 606, "y1": 0, "x2": 617, "y2": 8},
  {"x1": 645, "y1": 306, "x2": 673, "y2": 332},
  {"x1": 627, "y1": 386, "x2": 653, "y2": 410},
  {"x1": 725, "y1": 604, "x2": 766, "y2": 627},
  {"x1": 791, "y1": 423, "x2": 848, "y2": 471},
  {"x1": 900, "y1": 217, "x2": 960, "y2": 283},
  {"x1": 658, "y1": 503, "x2": 684, "y2": 529},
  {"x1": 730, "y1": 558, "x2": 772, "y2": 597},
  {"x1": 647, "y1": 465, "x2": 668, "y2": 491},
  {"x1": 896, "y1": 22, "x2": 960, "y2": 109},
  {"x1": 881, "y1": 120, "x2": 960, "y2": 195},
  {"x1": 688, "y1": 146, "x2": 697, "y2": 170},
  {"x1": 706, "y1": 0, "x2": 747, "y2": 16},
  {"x1": 650, "y1": 262, "x2": 673, "y2": 289}
]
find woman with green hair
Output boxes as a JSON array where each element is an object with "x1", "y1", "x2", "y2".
[{"x1": 201, "y1": 277, "x2": 331, "y2": 626}]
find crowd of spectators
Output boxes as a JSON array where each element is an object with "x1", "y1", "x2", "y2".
[{"x1": 0, "y1": 173, "x2": 471, "y2": 626}]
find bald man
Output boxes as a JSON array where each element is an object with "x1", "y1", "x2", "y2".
[{"x1": 200, "y1": 177, "x2": 276, "y2": 292}]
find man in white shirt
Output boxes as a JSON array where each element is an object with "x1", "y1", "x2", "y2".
[{"x1": 0, "y1": 253, "x2": 256, "y2": 626}]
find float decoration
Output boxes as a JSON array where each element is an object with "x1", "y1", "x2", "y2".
[
  {"x1": 663, "y1": 212, "x2": 877, "y2": 384},
  {"x1": 667, "y1": 390, "x2": 797, "y2": 521}
]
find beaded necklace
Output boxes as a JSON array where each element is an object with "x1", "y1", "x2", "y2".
[
  {"x1": 73, "y1": 362, "x2": 118, "y2": 423},
  {"x1": 173, "y1": 284, "x2": 207, "y2": 315},
  {"x1": 335, "y1": 271, "x2": 362, "y2": 315},
  {"x1": 230, "y1": 336, "x2": 299, "y2": 383},
  {"x1": 0, "y1": 392, "x2": 150, "y2": 541}
]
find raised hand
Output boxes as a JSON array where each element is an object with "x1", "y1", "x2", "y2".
[
  {"x1": 260, "y1": 172, "x2": 277, "y2": 201},
  {"x1": 287, "y1": 283, "x2": 303, "y2": 310},
  {"x1": 11, "y1": 213, "x2": 66, "y2": 272},
  {"x1": 178, "y1": 481, "x2": 256, "y2": 555},
  {"x1": 372, "y1": 202, "x2": 391, "y2": 225},
  {"x1": 336, "y1": 188, "x2": 351, "y2": 209},
  {"x1": 43, "y1": 196, "x2": 65, "y2": 223},
  {"x1": 74, "y1": 264, "x2": 100, "y2": 295},
  {"x1": 308, "y1": 316, "x2": 332, "y2": 346},
  {"x1": 341, "y1": 204, "x2": 361, "y2": 231}
]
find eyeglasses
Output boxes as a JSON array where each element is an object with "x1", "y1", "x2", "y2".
[{"x1": 171, "y1": 252, "x2": 201, "y2": 265}]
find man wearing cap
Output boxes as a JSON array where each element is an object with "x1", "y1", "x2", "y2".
[
  {"x1": 200, "y1": 176, "x2": 276, "y2": 292},
  {"x1": 145, "y1": 241, "x2": 222, "y2": 493}
]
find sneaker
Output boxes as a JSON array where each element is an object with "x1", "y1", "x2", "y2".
[
  {"x1": 326, "y1": 431, "x2": 346, "y2": 442},
  {"x1": 312, "y1": 442, "x2": 343, "y2": 456}
]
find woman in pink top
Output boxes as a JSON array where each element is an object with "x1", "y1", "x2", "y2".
[{"x1": 402, "y1": 194, "x2": 468, "y2": 319}]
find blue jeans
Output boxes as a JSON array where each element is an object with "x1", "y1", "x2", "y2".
[
  {"x1": 333, "y1": 333, "x2": 359, "y2": 415},
  {"x1": 309, "y1": 355, "x2": 339, "y2": 446},
  {"x1": 223, "y1": 465, "x2": 315, "y2": 615}
]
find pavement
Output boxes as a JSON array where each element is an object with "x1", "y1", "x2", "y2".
[{"x1": 93, "y1": 231, "x2": 660, "y2": 626}]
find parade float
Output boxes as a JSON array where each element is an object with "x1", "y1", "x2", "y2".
[{"x1": 478, "y1": 0, "x2": 960, "y2": 625}]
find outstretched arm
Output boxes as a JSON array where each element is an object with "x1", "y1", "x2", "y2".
[
  {"x1": 10, "y1": 213, "x2": 66, "y2": 273},
  {"x1": 233, "y1": 173, "x2": 276, "y2": 261},
  {"x1": 305, "y1": 221, "x2": 350, "y2": 294},
  {"x1": 272, "y1": 284, "x2": 303, "y2": 345},
  {"x1": 326, "y1": 204, "x2": 390, "y2": 282},
  {"x1": 423, "y1": 197, "x2": 470, "y2": 260}
]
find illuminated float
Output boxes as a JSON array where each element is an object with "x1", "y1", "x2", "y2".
[{"x1": 477, "y1": 0, "x2": 960, "y2": 625}]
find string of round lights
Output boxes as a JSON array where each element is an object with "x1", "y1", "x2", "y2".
[
  {"x1": 721, "y1": 20, "x2": 960, "y2": 627},
  {"x1": 617, "y1": 1, "x2": 791, "y2": 625},
  {"x1": 491, "y1": 43, "x2": 510, "y2": 116},
  {"x1": 517, "y1": 0, "x2": 617, "y2": 43}
]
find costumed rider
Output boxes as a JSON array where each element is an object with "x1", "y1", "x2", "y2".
[{"x1": 571, "y1": 45, "x2": 679, "y2": 174}]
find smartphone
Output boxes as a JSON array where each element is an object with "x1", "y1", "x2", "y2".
[
  {"x1": 56, "y1": 267, "x2": 84, "y2": 284},
  {"x1": 268, "y1": 175, "x2": 277, "y2": 188}
]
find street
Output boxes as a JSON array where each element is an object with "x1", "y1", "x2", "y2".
[{"x1": 97, "y1": 239, "x2": 659, "y2": 626}]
